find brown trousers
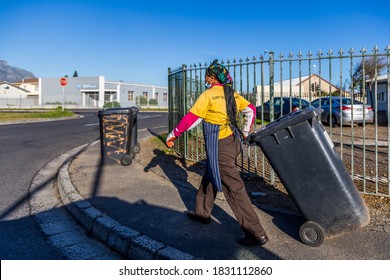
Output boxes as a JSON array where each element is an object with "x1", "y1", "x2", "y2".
[{"x1": 195, "y1": 135, "x2": 267, "y2": 239}]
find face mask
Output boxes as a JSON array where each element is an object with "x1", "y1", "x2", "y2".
[{"x1": 205, "y1": 77, "x2": 212, "y2": 89}]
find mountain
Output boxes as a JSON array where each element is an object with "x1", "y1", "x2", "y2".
[{"x1": 0, "y1": 60, "x2": 36, "y2": 83}]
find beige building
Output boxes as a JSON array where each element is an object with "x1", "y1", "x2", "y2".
[
  {"x1": 256, "y1": 74, "x2": 346, "y2": 105},
  {"x1": 13, "y1": 78, "x2": 40, "y2": 97}
]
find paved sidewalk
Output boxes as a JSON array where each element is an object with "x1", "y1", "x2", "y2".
[{"x1": 58, "y1": 135, "x2": 390, "y2": 260}]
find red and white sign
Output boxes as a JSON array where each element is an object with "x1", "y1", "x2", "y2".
[{"x1": 60, "y1": 77, "x2": 68, "y2": 87}]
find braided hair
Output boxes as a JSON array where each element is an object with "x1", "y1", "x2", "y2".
[{"x1": 206, "y1": 59, "x2": 243, "y2": 137}]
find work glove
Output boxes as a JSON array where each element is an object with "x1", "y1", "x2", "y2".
[{"x1": 166, "y1": 131, "x2": 177, "y2": 148}]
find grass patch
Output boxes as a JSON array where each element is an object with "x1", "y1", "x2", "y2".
[
  {"x1": 148, "y1": 132, "x2": 176, "y2": 155},
  {"x1": 0, "y1": 108, "x2": 75, "y2": 122},
  {"x1": 256, "y1": 118, "x2": 269, "y2": 125},
  {"x1": 139, "y1": 108, "x2": 168, "y2": 112}
]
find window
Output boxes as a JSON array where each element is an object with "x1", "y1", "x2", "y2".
[
  {"x1": 274, "y1": 98, "x2": 282, "y2": 106},
  {"x1": 311, "y1": 100, "x2": 319, "y2": 107},
  {"x1": 163, "y1": 92, "x2": 168, "y2": 101},
  {"x1": 143, "y1": 92, "x2": 148, "y2": 98},
  {"x1": 155, "y1": 92, "x2": 159, "y2": 100},
  {"x1": 378, "y1": 91, "x2": 386, "y2": 103},
  {"x1": 128, "y1": 91, "x2": 134, "y2": 101}
]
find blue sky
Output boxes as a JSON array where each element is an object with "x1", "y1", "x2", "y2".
[{"x1": 0, "y1": 0, "x2": 389, "y2": 86}]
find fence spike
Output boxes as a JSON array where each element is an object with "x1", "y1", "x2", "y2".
[
  {"x1": 327, "y1": 49, "x2": 333, "y2": 56},
  {"x1": 338, "y1": 48, "x2": 344, "y2": 56},
  {"x1": 307, "y1": 50, "x2": 313, "y2": 58},
  {"x1": 360, "y1": 47, "x2": 366, "y2": 54},
  {"x1": 297, "y1": 51, "x2": 303, "y2": 58},
  {"x1": 385, "y1": 44, "x2": 390, "y2": 52},
  {"x1": 317, "y1": 49, "x2": 323, "y2": 57},
  {"x1": 373, "y1": 45, "x2": 379, "y2": 53},
  {"x1": 279, "y1": 52, "x2": 284, "y2": 59},
  {"x1": 288, "y1": 52, "x2": 294, "y2": 58},
  {"x1": 348, "y1": 48, "x2": 355, "y2": 55},
  {"x1": 252, "y1": 55, "x2": 257, "y2": 61}
]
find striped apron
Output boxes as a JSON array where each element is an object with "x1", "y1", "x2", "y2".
[{"x1": 202, "y1": 121, "x2": 223, "y2": 192}]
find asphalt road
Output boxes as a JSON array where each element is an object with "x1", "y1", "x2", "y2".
[{"x1": 0, "y1": 110, "x2": 168, "y2": 259}]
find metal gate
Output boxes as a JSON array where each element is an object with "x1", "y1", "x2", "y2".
[{"x1": 168, "y1": 45, "x2": 390, "y2": 197}]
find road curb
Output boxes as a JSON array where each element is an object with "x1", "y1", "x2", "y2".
[
  {"x1": 57, "y1": 142, "x2": 199, "y2": 260},
  {"x1": 29, "y1": 143, "x2": 122, "y2": 259}
]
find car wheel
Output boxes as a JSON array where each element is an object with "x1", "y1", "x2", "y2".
[{"x1": 328, "y1": 114, "x2": 337, "y2": 127}]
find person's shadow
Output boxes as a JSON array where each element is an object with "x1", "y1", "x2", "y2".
[
  {"x1": 142, "y1": 132, "x2": 304, "y2": 248},
  {"x1": 143, "y1": 148, "x2": 240, "y2": 226}
]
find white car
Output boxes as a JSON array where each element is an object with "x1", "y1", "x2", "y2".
[{"x1": 311, "y1": 97, "x2": 374, "y2": 127}]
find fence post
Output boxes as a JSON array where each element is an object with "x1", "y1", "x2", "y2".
[
  {"x1": 269, "y1": 51, "x2": 275, "y2": 184},
  {"x1": 182, "y1": 64, "x2": 188, "y2": 159},
  {"x1": 387, "y1": 45, "x2": 390, "y2": 196},
  {"x1": 269, "y1": 51, "x2": 275, "y2": 122},
  {"x1": 167, "y1": 67, "x2": 173, "y2": 133}
]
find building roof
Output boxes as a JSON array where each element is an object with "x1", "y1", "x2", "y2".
[
  {"x1": 376, "y1": 74, "x2": 388, "y2": 81},
  {"x1": 271, "y1": 74, "x2": 341, "y2": 90},
  {"x1": 13, "y1": 78, "x2": 39, "y2": 85},
  {"x1": 0, "y1": 81, "x2": 30, "y2": 93}
]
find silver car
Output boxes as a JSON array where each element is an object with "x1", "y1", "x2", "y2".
[{"x1": 311, "y1": 97, "x2": 374, "y2": 127}]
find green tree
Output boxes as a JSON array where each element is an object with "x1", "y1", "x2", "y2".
[
  {"x1": 148, "y1": 98, "x2": 158, "y2": 105},
  {"x1": 103, "y1": 101, "x2": 120, "y2": 108},
  {"x1": 137, "y1": 96, "x2": 148, "y2": 106},
  {"x1": 352, "y1": 56, "x2": 386, "y2": 98}
]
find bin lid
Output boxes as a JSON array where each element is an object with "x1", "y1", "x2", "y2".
[
  {"x1": 247, "y1": 106, "x2": 323, "y2": 143},
  {"x1": 97, "y1": 106, "x2": 139, "y2": 116}
]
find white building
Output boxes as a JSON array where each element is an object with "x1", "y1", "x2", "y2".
[
  {"x1": 366, "y1": 74, "x2": 389, "y2": 124},
  {"x1": 0, "y1": 82, "x2": 30, "y2": 107},
  {"x1": 5, "y1": 76, "x2": 168, "y2": 109}
]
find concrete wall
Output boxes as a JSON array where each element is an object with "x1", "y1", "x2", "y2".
[
  {"x1": 40, "y1": 76, "x2": 100, "y2": 105},
  {"x1": 39, "y1": 76, "x2": 168, "y2": 108}
]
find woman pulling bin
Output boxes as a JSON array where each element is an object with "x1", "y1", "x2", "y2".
[{"x1": 166, "y1": 59, "x2": 269, "y2": 246}]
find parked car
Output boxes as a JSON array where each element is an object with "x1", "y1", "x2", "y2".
[
  {"x1": 256, "y1": 97, "x2": 310, "y2": 121},
  {"x1": 311, "y1": 97, "x2": 374, "y2": 127}
]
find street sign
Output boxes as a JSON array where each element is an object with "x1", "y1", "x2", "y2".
[{"x1": 60, "y1": 77, "x2": 67, "y2": 87}]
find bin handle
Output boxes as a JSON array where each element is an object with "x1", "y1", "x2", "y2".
[
  {"x1": 272, "y1": 134, "x2": 280, "y2": 145},
  {"x1": 272, "y1": 126, "x2": 294, "y2": 145},
  {"x1": 286, "y1": 126, "x2": 294, "y2": 139}
]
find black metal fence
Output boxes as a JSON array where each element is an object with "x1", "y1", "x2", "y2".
[{"x1": 168, "y1": 45, "x2": 390, "y2": 197}]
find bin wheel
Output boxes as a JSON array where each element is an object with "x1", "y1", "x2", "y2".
[
  {"x1": 299, "y1": 221, "x2": 325, "y2": 247},
  {"x1": 132, "y1": 142, "x2": 141, "y2": 154},
  {"x1": 121, "y1": 153, "x2": 134, "y2": 166}
]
